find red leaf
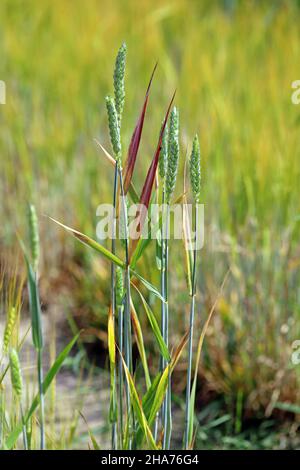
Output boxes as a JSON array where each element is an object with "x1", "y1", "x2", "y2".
[
  {"x1": 123, "y1": 63, "x2": 158, "y2": 194},
  {"x1": 128, "y1": 91, "x2": 176, "y2": 261}
]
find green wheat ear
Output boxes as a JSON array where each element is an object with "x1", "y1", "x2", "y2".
[
  {"x1": 159, "y1": 123, "x2": 168, "y2": 180},
  {"x1": 3, "y1": 306, "x2": 17, "y2": 353},
  {"x1": 9, "y1": 348, "x2": 23, "y2": 399},
  {"x1": 113, "y1": 42, "x2": 127, "y2": 127},
  {"x1": 106, "y1": 95, "x2": 122, "y2": 164},
  {"x1": 166, "y1": 107, "x2": 179, "y2": 203},
  {"x1": 28, "y1": 204, "x2": 39, "y2": 272},
  {"x1": 190, "y1": 134, "x2": 201, "y2": 203}
]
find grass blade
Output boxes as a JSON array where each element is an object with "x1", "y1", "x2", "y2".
[
  {"x1": 128, "y1": 91, "x2": 176, "y2": 261},
  {"x1": 132, "y1": 283, "x2": 170, "y2": 362},
  {"x1": 121, "y1": 357, "x2": 157, "y2": 450},
  {"x1": 123, "y1": 63, "x2": 157, "y2": 195},
  {"x1": 135, "y1": 332, "x2": 188, "y2": 447},
  {"x1": 130, "y1": 300, "x2": 151, "y2": 390},
  {"x1": 131, "y1": 270, "x2": 164, "y2": 302},
  {"x1": 48, "y1": 217, "x2": 125, "y2": 268}
]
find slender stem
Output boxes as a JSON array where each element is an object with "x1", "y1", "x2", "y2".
[
  {"x1": 154, "y1": 181, "x2": 162, "y2": 442},
  {"x1": 184, "y1": 205, "x2": 198, "y2": 449},
  {"x1": 118, "y1": 167, "x2": 133, "y2": 449},
  {"x1": 118, "y1": 304, "x2": 124, "y2": 445},
  {"x1": 163, "y1": 204, "x2": 172, "y2": 449},
  {"x1": 155, "y1": 189, "x2": 166, "y2": 442},
  {"x1": 37, "y1": 348, "x2": 45, "y2": 450},
  {"x1": 111, "y1": 164, "x2": 118, "y2": 450},
  {"x1": 20, "y1": 403, "x2": 28, "y2": 450}
]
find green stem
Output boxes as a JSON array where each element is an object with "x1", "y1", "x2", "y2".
[
  {"x1": 184, "y1": 205, "x2": 198, "y2": 449},
  {"x1": 159, "y1": 192, "x2": 166, "y2": 435},
  {"x1": 20, "y1": 404, "x2": 28, "y2": 450},
  {"x1": 118, "y1": 167, "x2": 133, "y2": 449},
  {"x1": 111, "y1": 164, "x2": 118, "y2": 450},
  {"x1": 163, "y1": 204, "x2": 172, "y2": 449},
  {"x1": 155, "y1": 187, "x2": 167, "y2": 442},
  {"x1": 37, "y1": 348, "x2": 45, "y2": 450},
  {"x1": 117, "y1": 304, "x2": 124, "y2": 446}
]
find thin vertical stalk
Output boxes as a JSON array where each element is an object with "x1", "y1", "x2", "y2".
[
  {"x1": 157, "y1": 119, "x2": 168, "y2": 442},
  {"x1": 118, "y1": 167, "x2": 133, "y2": 449},
  {"x1": 117, "y1": 303, "x2": 124, "y2": 446},
  {"x1": 155, "y1": 188, "x2": 166, "y2": 442},
  {"x1": 37, "y1": 348, "x2": 45, "y2": 450},
  {"x1": 111, "y1": 164, "x2": 118, "y2": 450},
  {"x1": 184, "y1": 205, "x2": 198, "y2": 449},
  {"x1": 163, "y1": 204, "x2": 172, "y2": 449},
  {"x1": 20, "y1": 404, "x2": 28, "y2": 450}
]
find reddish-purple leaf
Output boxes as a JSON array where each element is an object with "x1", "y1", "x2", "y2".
[
  {"x1": 129, "y1": 91, "x2": 176, "y2": 261},
  {"x1": 123, "y1": 63, "x2": 158, "y2": 194}
]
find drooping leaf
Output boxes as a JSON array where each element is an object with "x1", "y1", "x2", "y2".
[
  {"x1": 5, "y1": 333, "x2": 80, "y2": 449},
  {"x1": 148, "y1": 331, "x2": 188, "y2": 425},
  {"x1": 132, "y1": 283, "x2": 170, "y2": 362},
  {"x1": 121, "y1": 357, "x2": 157, "y2": 450},
  {"x1": 48, "y1": 217, "x2": 125, "y2": 269},
  {"x1": 130, "y1": 270, "x2": 164, "y2": 302},
  {"x1": 142, "y1": 372, "x2": 162, "y2": 418},
  {"x1": 128, "y1": 91, "x2": 176, "y2": 261},
  {"x1": 136, "y1": 332, "x2": 188, "y2": 447},
  {"x1": 130, "y1": 300, "x2": 151, "y2": 390},
  {"x1": 123, "y1": 63, "x2": 158, "y2": 195}
]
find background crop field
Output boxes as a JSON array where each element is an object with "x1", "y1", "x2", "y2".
[{"x1": 0, "y1": 0, "x2": 299, "y2": 449}]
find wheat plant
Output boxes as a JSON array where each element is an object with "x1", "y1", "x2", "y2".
[{"x1": 49, "y1": 43, "x2": 208, "y2": 450}]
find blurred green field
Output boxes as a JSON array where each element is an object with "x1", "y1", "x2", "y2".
[{"x1": 0, "y1": 0, "x2": 300, "y2": 448}]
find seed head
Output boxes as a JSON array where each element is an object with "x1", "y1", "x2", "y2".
[
  {"x1": 116, "y1": 267, "x2": 124, "y2": 309},
  {"x1": 28, "y1": 204, "x2": 39, "y2": 272},
  {"x1": 190, "y1": 134, "x2": 201, "y2": 203},
  {"x1": 106, "y1": 96, "x2": 122, "y2": 164},
  {"x1": 166, "y1": 107, "x2": 179, "y2": 203},
  {"x1": 113, "y1": 43, "x2": 126, "y2": 127},
  {"x1": 159, "y1": 123, "x2": 168, "y2": 180},
  {"x1": 3, "y1": 306, "x2": 16, "y2": 353},
  {"x1": 9, "y1": 348, "x2": 23, "y2": 399}
]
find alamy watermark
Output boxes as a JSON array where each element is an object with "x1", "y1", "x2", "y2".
[
  {"x1": 291, "y1": 80, "x2": 300, "y2": 105},
  {"x1": 0, "y1": 80, "x2": 6, "y2": 104},
  {"x1": 291, "y1": 339, "x2": 300, "y2": 365},
  {"x1": 96, "y1": 202, "x2": 204, "y2": 250}
]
